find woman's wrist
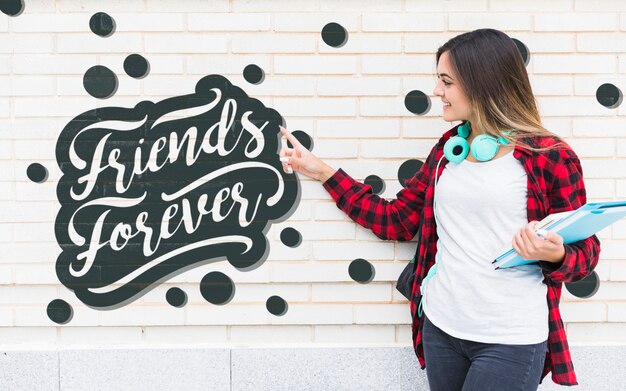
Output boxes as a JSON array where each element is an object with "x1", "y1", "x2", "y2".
[
  {"x1": 317, "y1": 165, "x2": 336, "y2": 183},
  {"x1": 544, "y1": 245, "x2": 566, "y2": 264}
]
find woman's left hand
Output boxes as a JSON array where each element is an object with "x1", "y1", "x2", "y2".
[{"x1": 512, "y1": 221, "x2": 566, "y2": 264}]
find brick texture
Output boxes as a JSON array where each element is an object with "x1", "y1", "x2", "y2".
[{"x1": 0, "y1": 0, "x2": 624, "y2": 349}]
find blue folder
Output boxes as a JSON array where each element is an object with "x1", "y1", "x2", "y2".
[{"x1": 493, "y1": 200, "x2": 626, "y2": 269}]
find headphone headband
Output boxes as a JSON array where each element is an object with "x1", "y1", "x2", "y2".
[{"x1": 446, "y1": 121, "x2": 513, "y2": 163}]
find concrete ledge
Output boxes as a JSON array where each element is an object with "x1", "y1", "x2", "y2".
[
  {"x1": 231, "y1": 347, "x2": 427, "y2": 391},
  {"x1": 60, "y1": 349, "x2": 230, "y2": 391},
  {"x1": 0, "y1": 346, "x2": 624, "y2": 390},
  {"x1": 0, "y1": 350, "x2": 58, "y2": 391}
]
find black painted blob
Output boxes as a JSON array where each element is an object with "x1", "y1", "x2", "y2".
[
  {"x1": 512, "y1": 38, "x2": 530, "y2": 66},
  {"x1": 89, "y1": 12, "x2": 116, "y2": 37},
  {"x1": 47, "y1": 299, "x2": 73, "y2": 324},
  {"x1": 266, "y1": 295, "x2": 288, "y2": 316},
  {"x1": 404, "y1": 90, "x2": 430, "y2": 115},
  {"x1": 321, "y1": 22, "x2": 348, "y2": 48},
  {"x1": 243, "y1": 64, "x2": 265, "y2": 85},
  {"x1": 0, "y1": 0, "x2": 24, "y2": 16},
  {"x1": 565, "y1": 271, "x2": 600, "y2": 299},
  {"x1": 124, "y1": 54, "x2": 150, "y2": 79},
  {"x1": 364, "y1": 174, "x2": 385, "y2": 195},
  {"x1": 349, "y1": 258, "x2": 375, "y2": 283},
  {"x1": 398, "y1": 159, "x2": 424, "y2": 187},
  {"x1": 596, "y1": 83, "x2": 623, "y2": 109},
  {"x1": 200, "y1": 272, "x2": 235, "y2": 305},
  {"x1": 27, "y1": 163, "x2": 48, "y2": 183},
  {"x1": 83, "y1": 65, "x2": 118, "y2": 99},
  {"x1": 286, "y1": 130, "x2": 313, "y2": 151},
  {"x1": 280, "y1": 227, "x2": 301, "y2": 248},
  {"x1": 166, "y1": 287, "x2": 187, "y2": 307}
]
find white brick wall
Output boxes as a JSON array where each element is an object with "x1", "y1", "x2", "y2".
[
  {"x1": 0, "y1": 0, "x2": 625, "y2": 350},
  {"x1": 534, "y1": 13, "x2": 618, "y2": 32},
  {"x1": 534, "y1": 54, "x2": 615, "y2": 74}
]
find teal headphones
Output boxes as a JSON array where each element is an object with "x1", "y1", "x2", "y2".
[{"x1": 443, "y1": 121, "x2": 511, "y2": 163}]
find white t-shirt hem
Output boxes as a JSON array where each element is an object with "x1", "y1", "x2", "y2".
[{"x1": 424, "y1": 308, "x2": 549, "y2": 345}]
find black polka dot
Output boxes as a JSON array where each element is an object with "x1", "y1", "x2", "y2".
[
  {"x1": 124, "y1": 54, "x2": 150, "y2": 79},
  {"x1": 243, "y1": 64, "x2": 265, "y2": 85},
  {"x1": 83, "y1": 65, "x2": 118, "y2": 99},
  {"x1": 166, "y1": 287, "x2": 187, "y2": 308},
  {"x1": 266, "y1": 295, "x2": 288, "y2": 316},
  {"x1": 512, "y1": 38, "x2": 530, "y2": 66},
  {"x1": 565, "y1": 271, "x2": 600, "y2": 299},
  {"x1": 364, "y1": 174, "x2": 385, "y2": 195},
  {"x1": 27, "y1": 163, "x2": 48, "y2": 183},
  {"x1": 280, "y1": 227, "x2": 301, "y2": 248},
  {"x1": 200, "y1": 272, "x2": 235, "y2": 305},
  {"x1": 47, "y1": 299, "x2": 73, "y2": 325},
  {"x1": 0, "y1": 0, "x2": 24, "y2": 17},
  {"x1": 397, "y1": 159, "x2": 424, "y2": 187},
  {"x1": 404, "y1": 90, "x2": 431, "y2": 115},
  {"x1": 89, "y1": 12, "x2": 116, "y2": 37},
  {"x1": 349, "y1": 258, "x2": 375, "y2": 283},
  {"x1": 321, "y1": 22, "x2": 348, "y2": 48},
  {"x1": 596, "y1": 83, "x2": 623, "y2": 109},
  {"x1": 286, "y1": 130, "x2": 313, "y2": 151}
]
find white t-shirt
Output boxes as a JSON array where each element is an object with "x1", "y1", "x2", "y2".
[{"x1": 422, "y1": 151, "x2": 549, "y2": 344}]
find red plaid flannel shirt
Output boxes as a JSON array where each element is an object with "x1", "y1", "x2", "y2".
[{"x1": 322, "y1": 124, "x2": 601, "y2": 386}]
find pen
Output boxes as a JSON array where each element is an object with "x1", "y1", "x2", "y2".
[{"x1": 493, "y1": 228, "x2": 549, "y2": 266}]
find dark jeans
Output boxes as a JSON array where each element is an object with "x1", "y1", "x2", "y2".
[{"x1": 422, "y1": 314, "x2": 548, "y2": 391}]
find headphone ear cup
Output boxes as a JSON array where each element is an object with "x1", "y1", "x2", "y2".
[
  {"x1": 444, "y1": 136, "x2": 469, "y2": 163},
  {"x1": 457, "y1": 122, "x2": 471, "y2": 138},
  {"x1": 470, "y1": 134, "x2": 499, "y2": 161}
]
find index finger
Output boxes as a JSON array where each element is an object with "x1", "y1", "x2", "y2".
[{"x1": 279, "y1": 126, "x2": 303, "y2": 148}]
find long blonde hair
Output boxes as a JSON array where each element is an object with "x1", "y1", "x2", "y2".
[{"x1": 436, "y1": 29, "x2": 566, "y2": 152}]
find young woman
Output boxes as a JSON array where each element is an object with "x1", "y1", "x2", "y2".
[{"x1": 279, "y1": 28, "x2": 600, "y2": 390}]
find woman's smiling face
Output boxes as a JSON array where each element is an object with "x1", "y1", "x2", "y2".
[{"x1": 433, "y1": 51, "x2": 472, "y2": 123}]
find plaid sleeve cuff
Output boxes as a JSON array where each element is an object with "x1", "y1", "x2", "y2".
[
  {"x1": 540, "y1": 235, "x2": 600, "y2": 283},
  {"x1": 322, "y1": 168, "x2": 359, "y2": 203}
]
